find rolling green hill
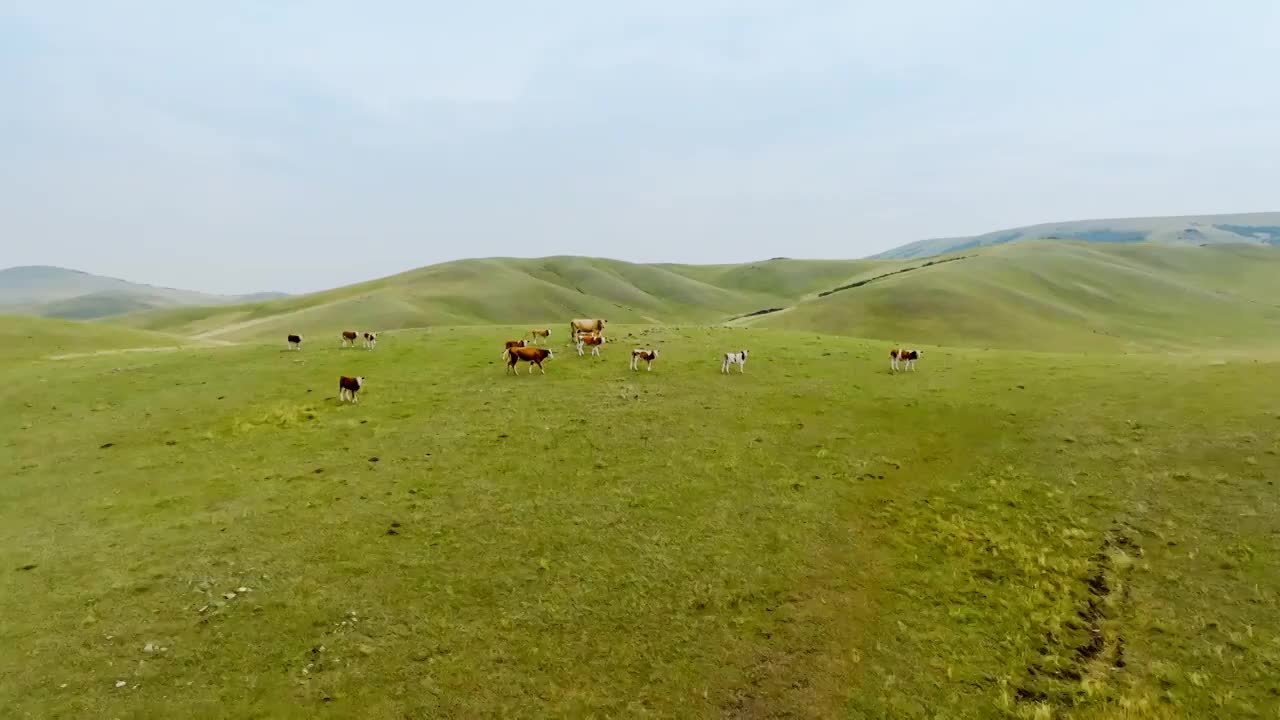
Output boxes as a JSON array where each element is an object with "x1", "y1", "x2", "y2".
[
  {"x1": 876, "y1": 211, "x2": 1280, "y2": 259},
  {"x1": 0, "y1": 314, "x2": 191, "y2": 362},
  {"x1": 112, "y1": 257, "x2": 884, "y2": 342},
  {"x1": 0, "y1": 266, "x2": 287, "y2": 320},
  {"x1": 111, "y1": 244, "x2": 1280, "y2": 353},
  {"x1": 751, "y1": 242, "x2": 1280, "y2": 352}
]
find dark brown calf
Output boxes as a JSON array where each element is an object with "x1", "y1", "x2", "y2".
[
  {"x1": 341, "y1": 330, "x2": 358, "y2": 347},
  {"x1": 338, "y1": 375, "x2": 365, "y2": 402}
]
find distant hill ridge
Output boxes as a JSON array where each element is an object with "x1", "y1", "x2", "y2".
[
  {"x1": 0, "y1": 265, "x2": 287, "y2": 320},
  {"x1": 874, "y1": 211, "x2": 1280, "y2": 259}
]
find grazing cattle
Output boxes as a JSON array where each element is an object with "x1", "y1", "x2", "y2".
[
  {"x1": 504, "y1": 346, "x2": 555, "y2": 375},
  {"x1": 630, "y1": 349, "x2": 659, "y2": 371},
  {"x1": 338, "y1": 375, "x2": 365, "y2": 403},
  {"x1": 362, "y1": 332, "x2": 378, "y2": 350},
  {"x1": 528, "y1": 328, "x2": 550, "y2": 345},
  {"x1": 721, "y1": 350, "x2": 749, "y2": 374},
  {"x1": 576, "y1": 334, "x2": 604, "y2": 357},
  {"x1": 341, "y1": 330, "x2": 359, "y2": 347},
  {"x1": 890, "y1": 348, "x2": 922, "y2": 372},
  {"x1": 286, "y1": 334, "x2": 303, "y2": 350},
  {"x1": 569, "y1": 319, "x2": 606, "y2": 340}
]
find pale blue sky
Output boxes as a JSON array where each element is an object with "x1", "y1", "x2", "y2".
[{"x1": 3, "y1": 1, "x2": 1277, "y2": 294}]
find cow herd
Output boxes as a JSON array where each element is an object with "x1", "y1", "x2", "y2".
[{"x1": 284, "y1": 320, "x2": 923, "y2": 403}]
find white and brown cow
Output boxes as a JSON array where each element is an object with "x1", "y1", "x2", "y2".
[
  {"x1": 528, "y1": 328, "x2": 550, "y2": 345},
  {"x1": 576, "y1": 333, "x2": 604, "y2": 357},
  {"x1": 338, "y1": 375, "x2": 365, "y2": 403},
  {"x1": 286, "y1": 334, "x2": 303, "y2": 350},
  {"x1": 341, "y1": 330, "x2": 359, "y2": 348},
  {"x1": 363, "y1": 332, "x2": 378, "y2": 350},
  {"x1": 630, "y1": 348, "x2": 659, "y2": 371},
  {"x1": 504, "y1": 346, "x2": 555, "y2": 375},
  {"x1": 721, "y1": 350, "x2": 748, "y2": 374},
  {"x1": 569, "y1": 319, "x2": 606, "y2": 341},
  {"x1": 890, "y1": 348, "x2": 922, "y2": 372}
]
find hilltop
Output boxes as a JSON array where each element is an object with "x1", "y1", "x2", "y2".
[
  {"x1": 0, "y1": 265, "x2": 287, "y2": 320},
  {"x1": 109, "y1": 243, "x2": 1280, "y2": 352},
  {"x1": 875, "y1": 211, "x2": 1280, "y2": 259}
]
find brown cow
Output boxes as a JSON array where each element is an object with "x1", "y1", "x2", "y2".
[
  {"x1": 576, "y1": 334, "x2": 604, "y2": 357},
  {"x1": 890, "y1": 348, "x2": 922, "y2": 372},
  {"x1": 528, "y1": 328, "x2": 550, "y2": 345},
  {"x1": 341, "y1": 330, "x2": 359, "y2": 348},
  {"x1": 502, "y1": 339, "x2": 526, "y2": 356},
  {"x1": 569, "y1": 318, "x2": 606, "y2": 340},
  {"x1": 630, "y1": 348, "x2": 658, "y2": 371},
  {"x1": 338, "y1": 375, "x2": 365, "y2": 403},
  {"x1": 504, "y1": 346, "x2": 555, "y2": 375}
]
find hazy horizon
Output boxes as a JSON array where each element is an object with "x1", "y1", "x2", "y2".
[{"x1": 4, "y1": 2, "x2": 1278, "y2": 294}]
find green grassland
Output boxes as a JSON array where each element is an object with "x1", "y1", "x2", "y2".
[
  {"x1": 109, "y1": 243, "x2": 1280, "y2": 354},
  {"x1": 750, "y1": 243, "x2": 1280, "y2": 352},
  {"x1": 3, "y1": 319, "x2": 1279, "y2": 718},
  {"x1": 0, "y1": 314, "x2": 192, "y2": 363}
]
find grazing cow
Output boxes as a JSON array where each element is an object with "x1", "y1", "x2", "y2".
[
  {"x1": 721, "y1": 350, "x2": 748, "y2": 374},
  {"x1": 286, "y1": 334, "x2": 303, "y2": 350},
  {"x1": 890, "y1": 348, "x2": 922, "y2": 372},
  {"x1": 576, "y1": 334, "x2": 604, "y2": 357},
  {"x1": 363, "y1": 332, "x2": 378, "y2": 350},
  {"x1": 528, "y1": 328, "x2": 550, "y2": 345},
  {"x1": 341, "y1": 330, "x2": 359, "y2": 347},
  {"x1": 338, "y1": 375, "x2": 365, "y2": 403},
  {"x1": 569, "y1": 318, "x2": 606, "y2": 340},
  {"x1": 504, "y1": 346, "x2": 555, "y2": 375},
  {"x1": 630, "y1": 349, "x2": 659, "y2": 371}
]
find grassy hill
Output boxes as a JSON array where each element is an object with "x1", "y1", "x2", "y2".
[
  {"x1": 111, "y1": 244, "x2": 1280, "y2": 353},
  {"x1": 0, "y1": 266, "x2": 287, "y2": 320},
  {"x1": 0, "y1": 314, "x2": 191, "y2": 363},
  {"x1": 3, "y1": 326, "x2": 1278, "y2": 717},
  {"x1": 876, "y1": 211, "x2": 1280, "y2": 259},
  {"x1": 750, "y1": 242, "x2": 1280, "y2": 352},
  {"x1": 112, "y1": 256, "x2": 884, "y2": 342}
]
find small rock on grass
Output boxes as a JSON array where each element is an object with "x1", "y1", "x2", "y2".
[{"x1": 115, "y1": 680, "x2": 127, "y2": 688}]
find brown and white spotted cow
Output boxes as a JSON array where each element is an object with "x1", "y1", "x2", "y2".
[
  {"x1": 362, "y1": 332, "x2": 378, "y2": 350},
  {"x1": 890, "y1": 348, "x2": 922, "y2": 372},
  {"x1": 338, "y1": 375, "x2": 365, "y2": 403},
  {"x1": 630, "y1": 348, "x2": 659, "y2": 371},
  {"x1": 527, "y1": 328, "x2": 550, "y2": 345},
  {"x1": 504, "y1": 346, "x2": 555, "y2": 375},
  {"x1": 287, "y1": 334, "x2": 303, "y2": 350},
  {"x1": 341, "y1": 330, "x2": 359, "y2": 348},
  {"x1": 569, "y1": 319, "x2": 606, "y2": 342},
  {"x1": 576, "y1": 333, "x2": 604, "y2": 357}
]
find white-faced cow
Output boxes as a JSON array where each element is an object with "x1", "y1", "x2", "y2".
[
  {"x1": 286, "y1": 334, "x2": 303, "y2": 350},
  {"x1": 890, "y1": 348, "x2": 922, "y2": 373},
  {"x1": 504, "y1": 346, "x2": 555, "y2": 375},
  {"x1": 363, "y1": 332, "x2": 378, "y2": 350},
  {"x1": 630, "y1": 348, "x2": 659, "y2": 371},
  {"x1": 528, "y1": 328, "x2": 550, "y2": 345},
  {"x1": 338, "y1": 375, "x2": 365, "y2": 403},
  {"x1": 576, "y1": 334, "x2": 604, "y2": 357},
  {"x1": 341, "y1": 330, "x2": 359, "y2": 348},
  {"x1": 721, "y1": 350, "x2": 748, "y2": 374}
]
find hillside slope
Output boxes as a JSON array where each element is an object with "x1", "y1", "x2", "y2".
[
  {"x1": 753, "y1": 242, "x2": 1280, "y2": 351},
  {"x1": 112, "y1": 257, "x2": 881, "y2": 341},
  {"x1": 876, "y1": 211, "x2": 1280, "y2": 259},
  {"x1": 0, "y1": 314, "x2": 190, "y2": 362},
  {"x1": 0, "y1": 266, "x2": 287, "y2": 320}
]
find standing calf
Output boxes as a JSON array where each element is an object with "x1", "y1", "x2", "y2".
[
  {"x1": 890, "y1": 348, "x2": 922, "y2": 372},
  {"x1": 286, "y1": 334, "x2": 303, "y2": 350},
  {"x1": 721, "y1": 350, "x2": 748, "y2": 374},
  {"x1": 338, "y1": 375, "x2": 365, "y2": 403},
  {"x1": 576, "y1": 334, "x2": 604, "y2": 357},
  {"x1": 630, "y1": 349, "x2": 659, "y2": 371},
  {"x1": 341, "y1": 330, "x2": 358, "y2": 348},
  {"x1": 504, "y1": 346, "x2": 555, "y2": 375},
  {"x1": 363, "y1": 332, "x2": 378, "y2": 350}
]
